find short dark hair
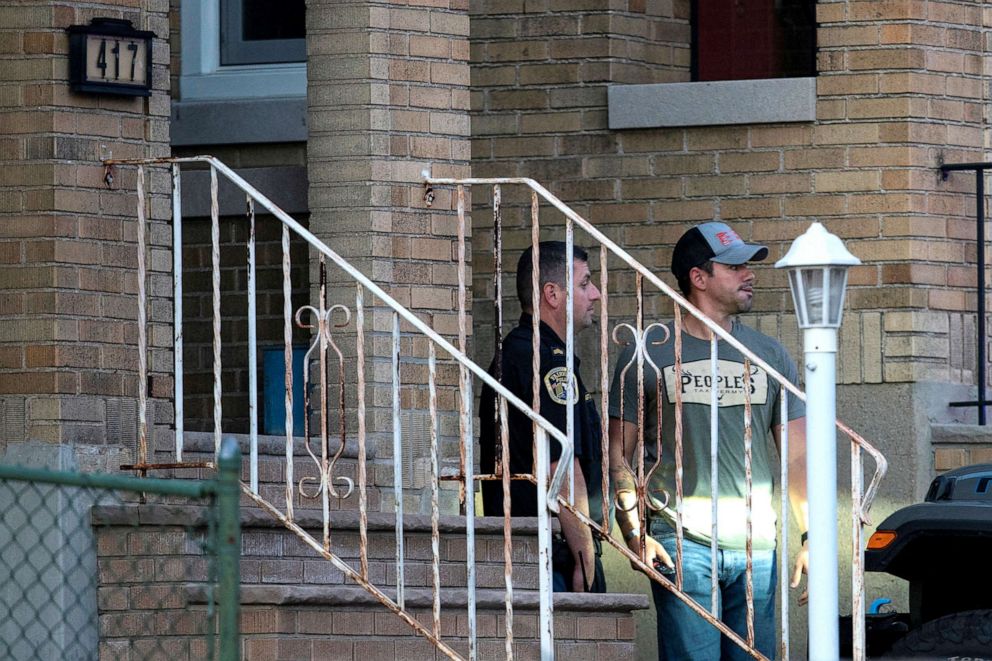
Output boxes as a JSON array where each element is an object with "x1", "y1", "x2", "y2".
[
  {"x1": 676, "y1": 259, "x2": 714, "y2": 296},
  {"x1": 516, "y1": 241, "x2": 589, "y2": 311}
]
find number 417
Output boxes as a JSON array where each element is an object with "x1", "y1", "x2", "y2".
[{"x1": 95, "y1": 39, "x2": 140, "y2": 81}]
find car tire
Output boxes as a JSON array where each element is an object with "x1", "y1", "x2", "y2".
[{"x1": 885, "y1": 609, "x2": 992, "y2": 658}]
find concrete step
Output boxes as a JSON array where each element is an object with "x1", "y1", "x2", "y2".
[
  {"x1": 93, "y1": 503, "x2": 647, "y2": 660},
  {"x1": 930, "y1": 423, "x2": 992, "y2": 472},
  {"x1": 128, "y1": 585, "x2": 643, "y2": 660},
  {"x1": 931, "y1": 423, "x2": 992, "y2": 444},
  {"x1": 93, "y1": 504, "x2": 547, "y2": 591},
  {"x1": 159, "y1": 432, "x2": 466, "y2": 516},
  {"x1": 150, "y1": 431, "x2": 394, "y2": 513},
  {"x1": 223, "y1": 585, "x2": 646, "y2": 660}
]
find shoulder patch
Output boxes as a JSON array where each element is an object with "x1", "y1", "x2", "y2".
[
  {"x1": 552, "y1": 347, "x2": 564, "y2": 356},
  {"x1": 544, "y1": 366, "x2": 578, "y2": 405}
]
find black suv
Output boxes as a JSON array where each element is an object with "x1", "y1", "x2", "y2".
[{"x1": 851, "y1": 463, "x2": 992, "y2": 657}]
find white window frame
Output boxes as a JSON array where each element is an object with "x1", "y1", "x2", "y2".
[{"x1": 180, "y1": 0, "x2": 305, "y2": 101}]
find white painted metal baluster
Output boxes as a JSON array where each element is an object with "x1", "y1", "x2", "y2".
[
  {"x1": 598, "y1": 245, "x2": 610, "y2": 532},
  {"x1": 779, "y1": 391, "x2": 790, "y2": 661},
  {"x1": 210, "y1": 166, "x2": 222, "y2": 458},
  {"x1": 852, "y1": 438, "x2": 865, "y2": 661},
  {"x1": 392, "y1": 312, "x2": 405, "y2": 609},
  {"x1": 456, "y1": 184, "x2": 477, "y2": 660},
  {"x1": 673, "y1": 305, "x2": 686, "y2": 591},
  {"x1": 171, "y1": 163, "x2": 184, "y2": 462},
  {"x1": 709, "y1": 334, "x2": 719, "y2": 616},
  {"x1": 247, "y1": 195, "x2": 259, "y2": 493},
  {"x1": 456, "y1": 184, "x2": 468, "y2": 512},
  {"x1": 318, "y1": 262, "x2": 330, "y2": 551},
  {"x1": 565, "y1": 220, "x2": 575, "y2": 507},
  {"x1": 356, "y1": 283, "x2": 369, "y2": 578},
  {"x1": 428, "y1": 343, "x2": 441, "y2": 640},
  {"x1": 529, "y1": 199, "x2": 550, "y2": 659},
  {"x1": 283, "y1": 225, "x2": 294, "y2": 520},
  {"x1": 136, "y1": 166, "x2": 148, "y2": 466},
  {"x1": 536, "y1": 425, "x2": 554, "y2": 659},
  {"x1": 493, "y1": 184, "x2": 514, "y2": 659},
  {"x1": 460, "y1": 362, "x2": 477, "y2": 661},
  {"x1": 743, "y1": 358, "x2": 755, "y2": 647}
]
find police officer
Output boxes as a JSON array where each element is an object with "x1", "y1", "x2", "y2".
[{"x1": 479, "y1": 241, "x2": 606, "y2": 593}]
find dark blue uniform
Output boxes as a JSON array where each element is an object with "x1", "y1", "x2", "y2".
[{"x1": 479, "y1": 314, "x2": 606, "y2": 592}]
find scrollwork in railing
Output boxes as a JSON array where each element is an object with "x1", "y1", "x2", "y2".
[
  {"x1": 294, "y1": 291, "x2": 355, "y2": 502},
  {"x1": 612, "y1": 321, "x2": 673, "y2": 514}
]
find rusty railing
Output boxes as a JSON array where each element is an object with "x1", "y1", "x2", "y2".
[{"x1": 422, "y1": 173, "x2": 888, "y2": 661}]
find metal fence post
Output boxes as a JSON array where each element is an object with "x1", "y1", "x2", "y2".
[{"x1": 216, "y1": 437, "x2": 241, "y2": 661}]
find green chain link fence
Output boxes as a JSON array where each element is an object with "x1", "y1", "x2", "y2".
[{"x1": 0, "y1": 438, "x2": 241, "y2": 661}]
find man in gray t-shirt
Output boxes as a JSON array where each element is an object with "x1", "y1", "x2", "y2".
[{"x1": 609, "y1": 221, "x2": 810, "y2": 660}]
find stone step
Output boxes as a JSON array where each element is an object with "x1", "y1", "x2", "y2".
[
  {"x1": 93, "y1": 503, "x2": 646, "y2": 660},
  {"x1": 152, "y1": 431, "x2": 467, "y2": 515},
  {"x1": 930, "y1": 423, "x2": 992, "y2": 472},
  {"x1": 931, "y1": 423, "x2": 992, "y2": 445},
  {"x1": 216, "y1": 585, "x2": 643, "y2": 660},
  {"x1": 98, "y1": 583, "x2": 646, "y2": 660},
  {"x1": 93, "y1": 504, "x2": 548, "y2": 591}
]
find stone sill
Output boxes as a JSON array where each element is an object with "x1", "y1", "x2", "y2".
[
  {"x1": 931, "y1": 423, "x2": 992, "y2": 444},
  {"x1": 608, "y1": 77, "x2": 816, "y2": 129},
  {"x1": 91, "y1": 503, "x2": 555, "y2": 535},
  {"x1": 171, "y1": 97, "x2": 307, "y2": 146},
  {"x1": 189, "y1": 584, "x2": 650, "y2": 612}
]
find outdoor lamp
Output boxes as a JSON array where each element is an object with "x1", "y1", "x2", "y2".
[
  {"x1": 776, "y1": 222, "x2": 861, "y2": 332},
  {"x1": 775, "y1": 222, "x2": 860, "y2": 661}
]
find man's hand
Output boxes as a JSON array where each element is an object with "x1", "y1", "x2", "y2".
[
  {"x1": 790, "y1": 539, "x2": 809, "y2": 606},
  {"x1": 626, "y1": 532, "x2": 674, "y2": 574}
]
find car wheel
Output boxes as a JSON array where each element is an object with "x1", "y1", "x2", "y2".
[{"x1": 885, "y1": 609, "x2": 992, "y2": 658}]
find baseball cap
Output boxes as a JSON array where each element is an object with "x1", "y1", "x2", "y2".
[{"x1": 671, "y1": 222, "x2": 768, "y2": 280}]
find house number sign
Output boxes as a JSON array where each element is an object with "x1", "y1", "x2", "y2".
[{"x1": 67, "y1": 18, "x2": 155, "y2": 96}]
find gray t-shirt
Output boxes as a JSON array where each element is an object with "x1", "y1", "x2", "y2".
[{"x1": 609, "y1": 319, "x2": 804, "y2": 550}]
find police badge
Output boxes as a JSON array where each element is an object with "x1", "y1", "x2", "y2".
[{"x1": 543, "y1": 366, "x2": 579, "y2": 405}]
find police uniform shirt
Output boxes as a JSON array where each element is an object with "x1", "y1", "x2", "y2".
[{"x1": 479, "y1": 314, "x2": 604, "y2": 524}]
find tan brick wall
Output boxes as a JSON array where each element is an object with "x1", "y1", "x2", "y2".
[
  {"x1": 168, "y1": 143, "x2": 312, "y2": 435},
  {"x1": 470, "y1": 0, "x2": 987, "y2": 390},
  {"x1": 0, "y1": 1, "x2": 171, "y2": 456},
  {"x1": 177, "y1": 213, "x2": 311, "y2": 434},
  {"x1": 306, "y1": 0, "x2": 471, "y2": 507}
]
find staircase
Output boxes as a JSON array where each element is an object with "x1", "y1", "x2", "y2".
[
  {"x1": 99, "y1": 155, "x2": 888, "y2": 660},
  {"x1": 95, "y1": 433, "x2": 647, "y2": 659}
]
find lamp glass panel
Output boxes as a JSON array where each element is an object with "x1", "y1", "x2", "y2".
[
  {"x1": 787, "y1": 269, "x2": 807, "y2": 326},
  {"x1": 827, "y1": 267, "x2": 849, "y2": 326},
  {"x1": 800, "y1": 268, "x2": 826, "y2": 326}
]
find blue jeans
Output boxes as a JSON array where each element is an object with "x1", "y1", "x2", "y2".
[{"x1": 650, "y1": 522, "x2": 777, "y2": 661}]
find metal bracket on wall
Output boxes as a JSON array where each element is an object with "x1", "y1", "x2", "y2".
[{"x1": 940, "y1": 161, "x2": 992, "y2": 425}]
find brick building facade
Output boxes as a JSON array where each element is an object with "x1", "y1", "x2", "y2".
[{"x1": 2, "y1": 0, "x2": 991, "y2": 656}]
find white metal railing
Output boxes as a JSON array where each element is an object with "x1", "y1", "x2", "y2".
[
  {"x1": 107, "y1": 155, "x2": 577, "y2": 659},
  {"x1": 108, "y1": 154, "x2": 887, "y2": 660},
  {"x1": 422, "y1": 173, "x2": 888, "y2": 661}
]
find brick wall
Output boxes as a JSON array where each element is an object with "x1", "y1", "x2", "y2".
[
  {"x1": 179, "y1": 213, "x2": 311, "y2": 434},
  {"x1": 170, "y1": 143, "x2": 314, "y2": 436},
  {"x1": 306, "y1": 0, "x2": 472, "y2": 510},
  {"x1": 0, "y1": 0, "x2": 171, "y2": 463},
  {"x1": 470, "y1": 0, "x2": 987, "y2": 391}
]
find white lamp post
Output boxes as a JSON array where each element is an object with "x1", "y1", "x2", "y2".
[{"x1": 775, "y1": 222, "x2": 861, "y2": 661}]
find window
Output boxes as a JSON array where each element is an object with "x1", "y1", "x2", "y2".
[
  {"x1": 692, "y1": 0, "x2": 816, "y2": 82},
  {"x1": 220, "y1": 0, "x2": 306, "y2": 66},
  {"x1": 174, "y1": 0, "x2": 307, "y2": 144},
  {"x1": 179, "y1": 0, "x2": 306, "y2": 101}
]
